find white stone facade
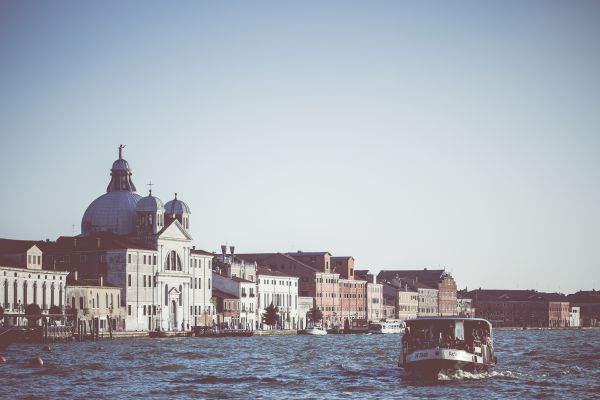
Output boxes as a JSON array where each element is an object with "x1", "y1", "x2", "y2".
[{"x1": 257, "y1": 269, "x2": 299, "y2": 330}]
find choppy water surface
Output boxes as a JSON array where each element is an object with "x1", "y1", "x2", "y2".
[{"x1": 1, "y1": 329, "x2": 599, "y2": 399}]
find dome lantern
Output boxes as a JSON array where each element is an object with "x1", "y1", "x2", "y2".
[{"x1": 164, "y1": 193, "x2": 191, "y2": 230}]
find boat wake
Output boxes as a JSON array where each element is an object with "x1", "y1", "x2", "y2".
[{"x1": 437, "y1": 369, "x2": 517, "y2": 381}]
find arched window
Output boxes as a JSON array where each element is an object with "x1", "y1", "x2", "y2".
[
  {"x1": 165, "y1": 251, "x2": 182, "y2": 271},
  {"x1": 50, "y1": 283, "x2": 55, "y2": 306},
  {"x1": 79, "y1": 297, "x2": 84, "y2": 310},
  {"x1": 178, "y1": 285, "x2": 182, "y2": 306},
  {"x1": 111, "y1": 294, "x2": 114, "y2": 307},
  {"x1": 96, "y1": 294, "x2": 99, "y2": 309},
  {"x1": 105, "y1": 293, "x2": 108, "y2": 308},
  {"x1": 33, "y1": 282, "x2": 38, "y2": 305},
  {"x1": 13, "y1": 281, "x2": 17, "y2": 308},
  {"x1": 165, "y1": 285, "x2": 169, "y2": 306},
  {"x1": 71, "y1": 296, "x2": 75, "y2": 309}
]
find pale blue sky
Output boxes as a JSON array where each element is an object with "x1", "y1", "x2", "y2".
[{"x1": 1, "y1": 1, "x2": 598, "y2": 293}]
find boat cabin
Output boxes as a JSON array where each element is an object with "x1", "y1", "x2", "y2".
[{"x1": 403, "y1": 318, "x2": 492, "y2": 352}]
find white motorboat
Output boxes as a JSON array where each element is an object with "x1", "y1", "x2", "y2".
[
  {"x1": 369, "y1": 320, "x2": 405, "y2": 334},
  {"x1": 304, "y1": 324, "x2": 327, "y2": 335},
  {"x1": 399, "y1": 317, "x2": 497, "y2": 378}
]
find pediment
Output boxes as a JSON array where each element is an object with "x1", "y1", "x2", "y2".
[
  {"x1": 158, "y1": 220, "x2": 192, "y2": 241},
  {"x1": 168, "y1": 287, "x2": 181, "y2": 295}
]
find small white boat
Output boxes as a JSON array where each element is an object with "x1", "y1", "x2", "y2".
[
  {"x1": 369, "y1": 320, "x2": 405, "y2": 334},
  {"x1": 304, "y1": 324, "x2": 327, "y2": 335},
  {"x1": 399, "y1": 317, "x2": 497, "y2": 378}
]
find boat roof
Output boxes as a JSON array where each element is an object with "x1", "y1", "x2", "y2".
[{"x1": 406, "y1": 317, "x2": 493, "y2": 327}]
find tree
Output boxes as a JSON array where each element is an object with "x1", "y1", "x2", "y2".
[
  {"x1": 48, "y1": 305, "x2": 62, "y2": 323},
  {"x1": 262, "y1": 303, "x2": 279, "y2": 328},
  {"x1": 306, "y1": 306, "x2": 323, "y2": 324},
  {"x1": 25, "y1": 304, "x2": 42, "y2": 327}
]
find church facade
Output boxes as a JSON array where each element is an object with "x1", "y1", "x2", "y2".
[{"x1": 70, "y1": 146, "x2": 214, "y2": 331}]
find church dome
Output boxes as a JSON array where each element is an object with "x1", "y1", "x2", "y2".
[
  {"x1": 164, "y1": 194, "x2": 191, "y2": 215},
  {"x1": 136, "y1": 191, "x2": 164, "y2": 212},
  {"x1": 82, "y1": 191, "x2": 142, "y2": 235},
  {"x1": 111, "y1": 159, "x2": 131, "y2": 171},
  {"x1": 81, "y1": 145, "x2": 141, "y2": 236}
]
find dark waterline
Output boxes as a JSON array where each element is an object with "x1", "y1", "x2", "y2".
[{"x1": 1, "y1": 329, "x2": 599, "y2": 399}]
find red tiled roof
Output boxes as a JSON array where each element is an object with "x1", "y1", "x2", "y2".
[
  {"x1": 257, "y1": 265, "x2": 297, "y2": 278},
  {"x1": 0, "y1": 238, "x2": 39, "y2": 254}
]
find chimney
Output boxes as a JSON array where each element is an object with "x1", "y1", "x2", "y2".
[
  {"x1": 100, "y1": 275, "x2": 103, "y2": 287},
  {"x1": 73, "y1": 238, "x2": 77, "y2": 248},
  {"x1": 221, "y1": 245, "x2": 227, "y2": 262},
  {"x1": 74, "y1": 269, "x2": 78, "y2": 282},
  {"x1": 229, "y1": 246, "x2": 235, "y2": 260},
  {"x1": 192, "y1": 246, "x2": 196, "y2": 250}
]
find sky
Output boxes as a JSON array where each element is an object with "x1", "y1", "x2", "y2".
[{"x1": 0, "y1": 1, "x2": 598, "y2": 293}]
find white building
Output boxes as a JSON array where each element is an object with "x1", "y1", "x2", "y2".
[
  {"x1": 48, "y1": 146, "x2": 214, "y2": 332},
  {"x1": 415, "y1": 283, "x2": 439, "y2": 317},
  {"x1": 212, "y1": 272, "x2": 257, "y2": 330},
  {"x1": 257, "y1": 266, "x2": 299, "y2": 330},
  {"x1": 0, "y1": 240, "x2": 68, "y2": 324},
  {"x1": 66, "y1": 271, "x2": 125, "y2": 332},
  {"x1": 298, "y1": 296, "x2": 313, "y2": 330},
  {"x1": 569, "y1": 306, "x2": 580, "y2": 327}
]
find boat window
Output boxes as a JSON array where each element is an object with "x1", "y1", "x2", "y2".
[{"x1": 455, "y1": 320, "x2": 464, "y2": 341}]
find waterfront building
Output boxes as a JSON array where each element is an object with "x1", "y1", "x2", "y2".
[
  {"x1": 381, "y1": 300, "x2": 396, "y2": 320},
  {"x1": 0, "y1": 239, "x2": 69, "y2": 325},
  {"x1": 465, "y1": 289, "x2": 570, "y2": 328},
  {"x1": 212, "y1": 272, "x2": 256, "y2": 330},
  {"x1": 456, "y1": 297, "x2": 474, "y2": 317},
  {"x1": 212, "y1": 289, "x2": 240, "y2": 328},
  {"x1": 333, "y1": 256, "x2": 367, "y2": 324},
  {"x1": 39, "y1": 147, "x2": 216, "y2": 332},
  {"x1": 378, "y1": 269, "x2": 458, "y2": 316},
  {"x1": 381, "y1": 280, "x2": 418, "y2": 320},
  {"x1": 415, "y1": 283, "x2": 439, "y2": 317},
  {"x1": 256, "y1": 266, "x2": 299, "y2": 329},
  {"x1": 66, "y1": 271, "x2": 125, "y2": 332},
  {"x1": 297, "y1": 296, "x2": 313, "y2": 330},
  {"x1": 355, "y1": 270, "x2": 383, "y2": 322},
  {"x1": 569, "y1": 306, "x2": 580, "y2": 327},
  {"x1": 238, "y1": 252, "x2": 342, "y2": 328},
  {"x1": 566, "y1": 290, "x2": 600, "y2": 327},
  {"x1": 214, "y1": 245, "x2": 257, "y2": 283}
]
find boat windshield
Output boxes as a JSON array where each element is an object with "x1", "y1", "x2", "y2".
[{"x1": 402, "y1": 319, "x2": 492, "y2": 351}]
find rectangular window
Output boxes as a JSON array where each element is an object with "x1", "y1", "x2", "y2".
[
  {"x1": 208, "y1": 279, "x2": 211, "y2": 289},
  {"x1": 153, "y1": 255, "x2": 157, "y2": 265},
  {"x1": 128, "y1": 254, "x2": 132, "y2": 263},
  {"x1": 127, "y1": 305, "x2": 131, "y2": 315},
  {"x1": 128, "y1": 274, "x2": 131, "y2": 287},
  {"x1": 143, "y1": 276, "x2": 146, "y2": 287}
]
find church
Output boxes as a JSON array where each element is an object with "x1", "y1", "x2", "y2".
[{"x1": 70, "y1": 145, "x2": 214, "y2": 331}]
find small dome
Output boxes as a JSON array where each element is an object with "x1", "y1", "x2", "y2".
[
  {"x1": 136, "y1": 191, "x2": 165, "y2": 212},
  {"x1": 164, "y1": 194, "x2": 191, "y2": 215},
  {"x1": 82, "y1": 192, "x2": 142, "y2": 235},
  {"x1": 112, "y1": 159, "x2": 131, "y2": 171}
]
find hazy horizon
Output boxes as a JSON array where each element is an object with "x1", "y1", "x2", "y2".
[{"x1": 1, "y1": 1, "x2": 598, "y2": 293}]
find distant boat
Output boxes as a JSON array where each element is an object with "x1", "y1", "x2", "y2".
[
  {"x1": 399, "y1": 317, "x2": 497, "y2": 378},
  {"x1": 368, "y1": 321, "x2": 405, "y2": 334},
  {"x1": 304, "y1": 324, "x2": 327, "y2": 336}
]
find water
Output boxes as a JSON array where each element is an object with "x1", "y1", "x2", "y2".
[{"x1": 1, "y1": 329, "x2": 599, "y2": 399}]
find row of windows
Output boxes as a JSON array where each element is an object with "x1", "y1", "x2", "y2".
[
  {"x1": 2, "y1": 279, "x2": 63, "y2": 309},
  {"x1": 71, "y1": 293, "x2": 118, "y2": 310},
  {"x1": 27, "y1": 255, "x2": 41, "y2": 265},
  {"x1": 258, "y1": 278, "x2": 298, "y2": 287}
]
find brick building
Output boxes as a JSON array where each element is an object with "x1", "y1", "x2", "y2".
[{"x1": 465, "y1": 289, "x2": 570, "y2": 328}]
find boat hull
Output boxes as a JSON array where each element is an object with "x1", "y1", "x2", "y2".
[{"x1": 400, "y1": 348, "x2": 495, "y2": 378}]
